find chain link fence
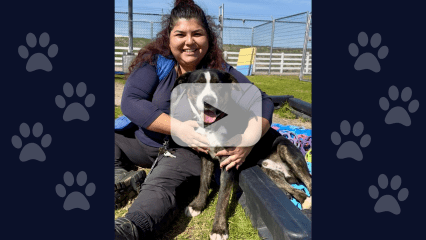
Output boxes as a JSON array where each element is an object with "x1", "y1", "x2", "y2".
[{"x1": 115, "y1": 10, "x2": 311, "y2": 78}]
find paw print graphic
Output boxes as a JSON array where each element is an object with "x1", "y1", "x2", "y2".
[
  {"x1": 55, "y1": 82, "x2": 95, "y2": 121},
  {"x1": 369, "y1": 174, "x2": 408, "y2": 215},
  {"x1": 11, "y1": 123, "x2": 52, "y2": 162},
  {"x1": 56, "y1": 171, "x2": 96, "y2": 211},
  {"x1": 379, "y1": 86, "x2": 419, "y2": 126},
  {"x1": 331, "y1": 120, "x2": 371, "y2": 161},
  {"x1": 349, "y1": 32, "x2": 389, "y2": 73},
  {"x1": 18, "y1": 32, "x2": 58, "y2": 72}
]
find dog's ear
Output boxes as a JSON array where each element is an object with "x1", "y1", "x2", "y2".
[{"x1": 172, "y1": 71, "x2": 191, "y2": 91}]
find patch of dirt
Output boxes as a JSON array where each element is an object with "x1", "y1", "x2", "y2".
[
  {"x1": 115, "y1": 82, "x2": 124, "y2": 107},
  {"x1": 115, "y1": 83, "x2": 311, "y2": 129},
  {"x1": 272, "y1": 114, "x2": 311, "y2": 129}
]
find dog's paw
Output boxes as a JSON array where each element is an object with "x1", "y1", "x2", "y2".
[
  {"x1": 302, "y1": 196, "x2": 312, "y2": 209},
  {"x1": 210, "y1": 233, "x2": 229, "y2": 240},
  {"x1": 185, "y1": 206, "x2": 201, "y2": 217},
  {"x1": 211, "y1": 220, "x2": 229, "y2": 240}
]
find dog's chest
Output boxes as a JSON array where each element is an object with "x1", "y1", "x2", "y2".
[{"x1": 195, "y1": 126, "x2": 227, "y2": 146}]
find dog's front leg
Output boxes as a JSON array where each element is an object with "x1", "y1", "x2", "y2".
[
  {"x1": 185, "y1": 156, "x2": 215, "y2": 217},
  {"x1": 210, "y1": 167, "x2": 236, "y2": 240}
]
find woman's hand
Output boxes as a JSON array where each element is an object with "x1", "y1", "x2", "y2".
[
  {"x1": 173, "y1": 120, "x2": 210, "y2": 154},
  {"x1": 216, "y1": 146, "x2": 254, "y2": 171}
]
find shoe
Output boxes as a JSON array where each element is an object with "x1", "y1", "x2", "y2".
[
  {"x1": 115, "y1": 217, "x2": 139, "y2": 240},
  {"x1": 115, "y1": 169, "x2": 146, "y2": 209}
]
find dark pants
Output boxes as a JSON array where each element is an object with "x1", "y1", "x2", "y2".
[
  {"x1": 115, "y1": 128, "x2": 282, "y2": 237},
  {"x1": 115, "y1": 131, "x2": 202, "y2": 237}
]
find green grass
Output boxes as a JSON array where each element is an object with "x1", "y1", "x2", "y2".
[
  {"x1": 115, "y1": 74, "x2": 126, "y2": 85},
  {"x1": 115, "y1": 106, "x2": 123, "y2": 119},
  {"x1": 249, "y1": 74, "x2": 311, "y2": 119},
  {"x1": 248, "y1": 75, "x2": 311, "y2": 102}
]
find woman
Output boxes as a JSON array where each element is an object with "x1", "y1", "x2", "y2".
[{"x1": 115, "y1": 0, "x2": 276, "y2": 239}]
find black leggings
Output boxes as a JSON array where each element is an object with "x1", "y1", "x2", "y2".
[
  {"x1": 115, "y1": 131, "x2": 159, "y2": 169},
  {"x1": 115, "y1": 131, "x2": 202, "y2": 236}
]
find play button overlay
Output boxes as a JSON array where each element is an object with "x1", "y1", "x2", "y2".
[
  {"x1": 170, "y1": 83, "x2": 263, "y2": 147},
  {"x1": 202, "y1": 102, "x2": 228, "y2": 126}
]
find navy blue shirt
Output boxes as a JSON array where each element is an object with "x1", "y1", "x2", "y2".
[{"x1": 121, "y1": 62, "x2": 274, "y2": 148}]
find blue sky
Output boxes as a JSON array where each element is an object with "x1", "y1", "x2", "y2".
[
  {"x1": 115, "y1": 0, "x2": 311, "y2": 20},
  {"x1": 115, "y1": 0, "x2": 312, "y2": 49}
]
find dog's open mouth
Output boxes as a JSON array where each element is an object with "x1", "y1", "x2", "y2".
[
  {"x1": 202, "y1": 103, "x2": 226, "y2": 124},
  {"x1": 204, "y1": 110, "x2": 217, "y2": 123}
]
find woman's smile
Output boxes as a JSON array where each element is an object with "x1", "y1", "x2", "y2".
[{"x1": 169, "y1": 18, "x2": 209, "y2": 72}]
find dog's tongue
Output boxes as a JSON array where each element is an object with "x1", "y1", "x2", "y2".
[{"x1": 204, "y1": 110, "x2": 217, "y2": 123}]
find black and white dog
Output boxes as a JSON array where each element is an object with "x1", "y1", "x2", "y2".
[{"x1": 172, "y1": 69, "x2": 312, "y2": 240}]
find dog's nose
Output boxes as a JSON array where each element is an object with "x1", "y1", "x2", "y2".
[{"x1": 202, "y1": 96, "x2": 216, "y2": 105}]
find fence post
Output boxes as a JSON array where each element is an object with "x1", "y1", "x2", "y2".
[
  {"x1": 280, "y1": 52, "x2": 284, "y2": 74},
  {"x1": 128, "y1": 0, "x2": 133, "y2": 53},
  {"x1": 219, "y1": 4, "x2": 224, "y2": 50},
  {"x1": 123, "y1": 0, "x2": 136, "y2": 74},
  {"x1": 251, "y1": 27, "x2": 254, "y2": 47},
  {"x1": 305, "y1": 52, "x2": 310, "y2": 73},
  {"x1": 268, "y1": 18, "x2": 275, "y2": 75},
  {"x1": 299, "y1": 12, "x2": 311, "y2": 81},
  {"x1": 252, "y1": 52, "x2": 256, "y2": 74},
  {"x1": 151, "y1": 21, "x2": 154, "y2": 40},
  {"x1": 223, "y1": 51, "x2": 228, "y2": 61}
]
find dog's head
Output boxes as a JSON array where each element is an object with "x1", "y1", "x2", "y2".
[{"x1": 173, "y1": 69, "x2": 241, "y2": 126}]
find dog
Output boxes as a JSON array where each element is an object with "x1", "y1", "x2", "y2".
[{"x1": 171, "y1": 69, "x2": 312, "y2": 240}]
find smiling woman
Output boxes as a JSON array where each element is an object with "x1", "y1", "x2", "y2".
[
  {"x1": 114, "y1": 0, "x2": 276, "y2": 239},
  {"x1": 169, "y1": 18, "x2": 209, "y2": 74},
  {"x1": 125, "y1": 0, "x2": 224, "y2": 76}
]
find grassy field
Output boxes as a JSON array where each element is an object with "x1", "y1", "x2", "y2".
[
  {"x1": 114, "y1": 74, "x2": 311, "y2": 239},
  {"x1": 248, "y1": 74, "x2": 311, "y2": 119}
]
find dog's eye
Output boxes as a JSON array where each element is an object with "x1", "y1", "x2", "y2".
[
  {"x1": 192, "y1": 84, "x2": 204, "y2": 93},
  {"x1": 215, "y1": 84, "x2": 223, "y2": 90}
]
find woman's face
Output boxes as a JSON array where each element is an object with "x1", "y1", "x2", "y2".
[{"x1": 169, "y1": 18, "x2": 209, "y2": 71}]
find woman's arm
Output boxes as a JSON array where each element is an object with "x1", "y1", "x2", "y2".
[
  {"x1": 121, "y1": 64, "x2": 209, "y2": 149},
  {"x1": 121, "y1": 63, "x2": 165, "y2": 129}
]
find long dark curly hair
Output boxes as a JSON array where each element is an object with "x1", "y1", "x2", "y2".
[{"x1": 126, "y1": 0, "x2": 225, "y2": 77}]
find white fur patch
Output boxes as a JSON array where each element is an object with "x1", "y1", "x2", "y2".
[
  {"x1": 185, "y1": 206, "x2": 201, "y2": 217},
  {"x1": 204, "y1": 71, "x2": 211, "y2": 82},
  {"x1": 196, "y1": 71, "x2": 218, "y2": 111},
  {"x1": 261, "y1": 159, "x2": 292, "y2": 178},
  {"x1": 210, "y1": 233, "x2": 229, "y2": 240},
  {"x1": 195, "y1": 125, "x2": 226, "y2": 147}
]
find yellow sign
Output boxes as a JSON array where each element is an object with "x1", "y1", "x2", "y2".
[{"x1": 237, "y1": 47, "x2": 257, "y2": 66}]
